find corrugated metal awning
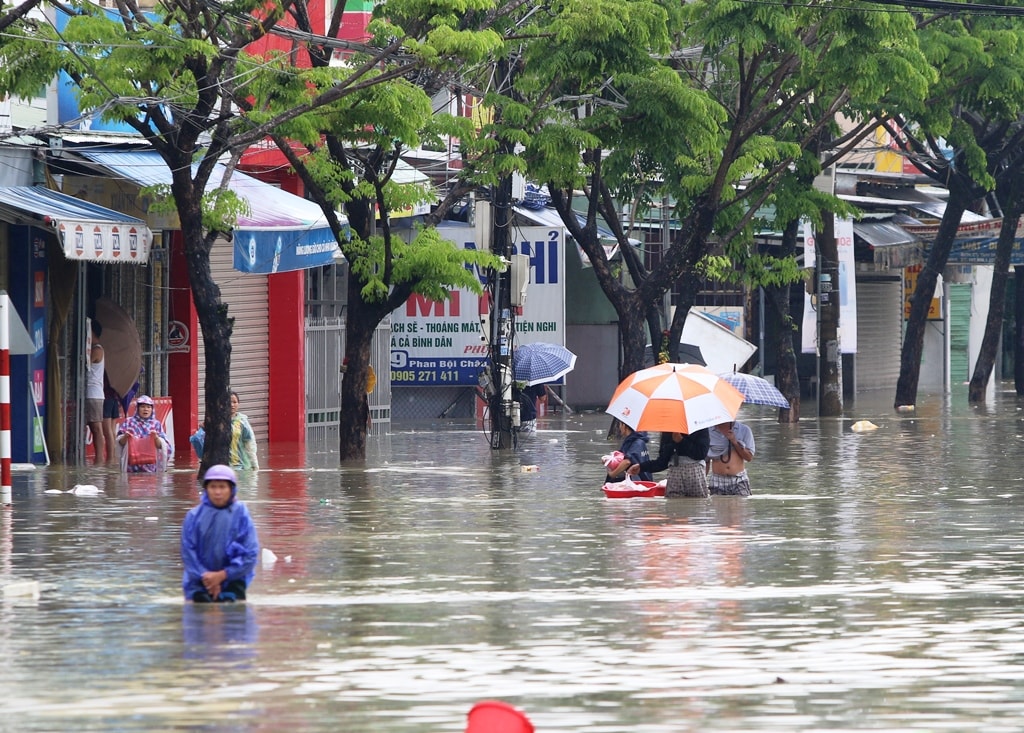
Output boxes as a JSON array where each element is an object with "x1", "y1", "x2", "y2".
[
  {"x1": 77, "y1": 150, "x2": 347, "y2": 274},
  {"x1": 0, "y1": 186, "x2": 152, "y2": 264},
  {"x1": 852, "y1": 220, "x2": 922, "y2": 269},
  {"x1": 853, "y1": 220, "x2": 918, "y2": 247}
]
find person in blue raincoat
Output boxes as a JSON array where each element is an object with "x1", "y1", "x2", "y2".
[{"x1": 181, "y1": 465, "x2": 260, "y2": 603}]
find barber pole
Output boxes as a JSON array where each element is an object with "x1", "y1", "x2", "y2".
[{"x1": 0, "y1": 291, "x2": 11, "y2": 506}]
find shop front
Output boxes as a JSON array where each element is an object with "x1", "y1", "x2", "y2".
[
  {"x1": 0, "y1": 183, "x2": 155, "y2": 464},
  {"x1": 65, "y1": 149, "x2": 346, "y2": 453}
]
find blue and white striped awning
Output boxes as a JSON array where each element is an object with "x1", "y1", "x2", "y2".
[{"x1": 0, "y1": 186, "x2": 152, "y2": 264}]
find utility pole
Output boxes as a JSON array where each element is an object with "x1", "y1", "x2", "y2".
[
  {"x1": 816, "y1": 210, "x2": 843, "y2": 416},
  {"x1": 488, "y1": 160, "x2": 515, "y2": 449}
]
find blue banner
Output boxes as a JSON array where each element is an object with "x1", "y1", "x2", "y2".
[
  {"x1": 390, "y1": 355, "x2": 488, "y2": 386},
  {"x1": 233, "y1": 227, "x2": 341, "y2": 274}
]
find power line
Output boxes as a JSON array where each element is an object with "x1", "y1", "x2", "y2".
[{"x1": 732, "y1": 0, "x2": 1024, "y2": 17}]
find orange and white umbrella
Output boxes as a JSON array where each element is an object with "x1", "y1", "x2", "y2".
[{"x1": 605, "y1": 363, "x2": 745, "y2": 433}]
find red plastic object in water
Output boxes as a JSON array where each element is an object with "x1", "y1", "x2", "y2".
[
  {"x1": 466, "y1": 700, "x2": 535, "y2": 733},
  {"x1": 602, "y1": 480, "x2": 666, "y2": 499}
]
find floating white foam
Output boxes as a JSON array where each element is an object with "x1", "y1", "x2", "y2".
[{"x1": 2, "y1": 580, "x2": 40, "y2": 600}]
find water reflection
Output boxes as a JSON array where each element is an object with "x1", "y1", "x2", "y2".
[
  {"x1": 182, "y1": 603, "x2": 259, "y2": 662},
  {"x1": 6, "y1": 392, "x2": 1024, "y2": 729}
]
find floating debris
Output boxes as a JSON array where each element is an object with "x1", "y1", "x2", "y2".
[
  {"x1": 45, "y1": 485, "x2": 104, "y2": 496},
  {"x1": 2, "y1": 580, "x2": 40, "y2": 600}
]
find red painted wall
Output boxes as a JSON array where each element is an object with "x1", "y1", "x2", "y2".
[
  {"x1": 267, "y1": 271, "x2": 307, "y2": 444},
  {"x1": 167, "y1": 230, "x2": 200, "y2": 453}
]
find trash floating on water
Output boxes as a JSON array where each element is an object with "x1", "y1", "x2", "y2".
[
  {"x1": 521, "y1": 465, "x2": 539, "y2": 473},
  {"x1": 145, "y1": 516, "x2": 158, "y2": 521},
  {"x1": 2, "y1": 580, "x2": 40, "y2": 600},
  {"x1": 896, "y1": 404, "x2": 915, "y2": 413},
  {"x1": 45, "y1": 485, "x2": 104, "y2": 496},
  {"x1": 262, "y1": 548, "x2": 278, "y2": 566},
  {"x1": 851, "y1": 420, "x2": 879, "y2": 432}
]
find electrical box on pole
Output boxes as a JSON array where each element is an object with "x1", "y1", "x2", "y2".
[{"x1": 509, "y1": 254, "x2": 530, "y2": 308}]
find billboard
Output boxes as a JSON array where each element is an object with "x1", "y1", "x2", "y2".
[{"x1": 391, "y1": 224, "x2": 566, "y2": 386}]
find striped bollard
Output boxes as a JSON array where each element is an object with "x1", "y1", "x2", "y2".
[{"x1": 0, "y1": 291, "x2": 11, "y2": 507}]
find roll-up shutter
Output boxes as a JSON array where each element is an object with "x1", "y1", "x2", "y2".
[
  {"x1": 198, "y1": 240, "x2": 270, "y2": 438},
  {"x1": 948, "y1": 283, "x2": 972, "y2": 384},
  {"x1": 855, "y1": 278, "x2": 902, "y2": 390}
]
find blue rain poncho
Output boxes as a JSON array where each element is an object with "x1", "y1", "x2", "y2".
[{"x1": 180, "y1": 482, "x2": 260, "y2": 599}]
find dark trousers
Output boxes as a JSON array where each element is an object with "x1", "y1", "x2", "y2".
[{"x1": 191, "y1": 579, "x2": 247, "y2": 603}]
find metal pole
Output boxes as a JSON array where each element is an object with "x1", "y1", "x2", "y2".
[
  {"x1": 758, "y1": 286, "x2": 765, "y2": 376},
  {"x1": 1, "y1": 291, "x2": 12, "y2": 506},
  {"x1": 489, "y1": 172, "x2": 515, "y2": 449}
]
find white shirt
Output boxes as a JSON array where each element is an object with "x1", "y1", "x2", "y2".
[{"x1": 86, "y1": 346, "x2": 105, "y2": 400}]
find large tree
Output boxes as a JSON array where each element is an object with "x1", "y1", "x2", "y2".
[
  {"x1": 968, "y1": 166, "x2": 1024, "y2": 402},
  {"x1": 892, "y1": 13, "x2": 1024, "y2": 408},
  {"x1": 495, "y1": 0, "x2": 930, "y2": 397},
  {"x1": 244, "y1": 0, "x2": 513, "y2": 458}
]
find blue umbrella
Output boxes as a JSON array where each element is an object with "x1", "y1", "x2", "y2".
[
  {"x1": 718, "y1": 372, "x2": 791, "y2": 408},
  {"x1": 513, "y1": 342, "x2": 577, "y2": 386}
]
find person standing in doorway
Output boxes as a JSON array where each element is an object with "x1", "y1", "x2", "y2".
[
  {"x1": 86, "y1": 320, "x2": 110, "y2": 464},
  {"x1": 101, "y1": 374, "x2": 122, "y2": 465}
]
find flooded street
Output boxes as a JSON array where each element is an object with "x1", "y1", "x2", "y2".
[{"x1": 4, "y1": 390, "x2": 1024, "y2": 731}]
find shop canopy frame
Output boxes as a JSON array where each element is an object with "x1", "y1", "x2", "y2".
[{"x1": 77, "y1": 150, "x2": 348, "y2": 274}]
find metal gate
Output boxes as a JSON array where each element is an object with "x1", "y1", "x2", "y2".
[
  {"x1": 197, "y1": 240, "x2": 270, "y2": 437},
  {"x1": 854, "y1": 278, "x2": 902, "y2": 391},
  {"x1": 305, "y1": 317, "x2": 391, "y2": 442}
]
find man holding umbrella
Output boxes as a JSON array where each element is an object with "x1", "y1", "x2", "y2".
[{"x1": 707, "y1": 420, "x2": 755, "y2": 496}]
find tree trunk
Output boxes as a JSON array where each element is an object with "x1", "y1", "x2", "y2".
[
  {"x1": 1016, "y1": 265, "x2": 1024, "y2": 395},
  {"x1": 767, "y1": 217, "x2": 801, "y2": 422},
  {"x1": 816, "y1": 212, "x2": 842, "y2": 416},
  {"x1": 177, "y1": 195, "x2": 233, "y2": 474},
  {"x1": 668, "y1": 268, "x2": 701, "y2": 362},
  {"x1": 895, "y1": 194, "x2": 969, "y2": 408},
  {"x1": 619, "y1": 293, "x2": 650, "y2": 378},
  {"x1": 338, "y1": 270, "x2": 380, "y2": 461},
  {"x1": 968, "y1": 199, "x2": 1022, "y2": 401}
]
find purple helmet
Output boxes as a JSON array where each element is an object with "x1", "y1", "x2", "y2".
[
  {"x1": 203, "y1": 464, "x2": 237, "y2": 489},
  {"x1": 136, "y1": 395, "x2": 155, "y2": 406}
]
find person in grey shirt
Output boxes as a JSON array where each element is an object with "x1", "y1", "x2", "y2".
[{"x1": 707, "y1": 420, "x2": 755, "y2": 496}]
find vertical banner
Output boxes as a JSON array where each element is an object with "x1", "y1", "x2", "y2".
[
  {"x1": 802, "y1": 218, "x2": 857, "y2": 354},
  {"x1": 30, "y1": 235, "x2": 47, "y2": 461},
  {"x1": 391, "y1": 225, "x2": 566, "y2": 386}
]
